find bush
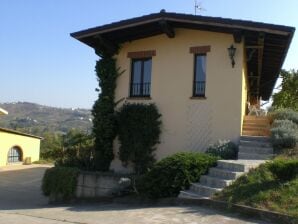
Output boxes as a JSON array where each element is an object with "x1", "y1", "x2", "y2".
[
  {"x1": 117, "y1": 103, "x2": 161, "y2": 174},
  {"x1": 271, "y1": 119, "x2": 298, "y2": 129},
  {"x1": 137, "y1": 152, "x2": 217, "y2": 198},
  {"x1": 42, "y1": 167, "x2": 80, "y2": 201},
  {"x1": 269, "y1": 108, "x2": 298, "y2": 124},
  {"x1": 267, "y1": 159, "x2": 298, "y2": 181},
  {"x1": 206, "y1": 140, "x2": 238, "y2": 159},
  {"x1": 271, "y1": 119, "x2": 298, "y2": 149}
]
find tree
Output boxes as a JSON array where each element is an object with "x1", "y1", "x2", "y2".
[{"x1": 272, "y1": 69, "x2": 298, "y2": 111}]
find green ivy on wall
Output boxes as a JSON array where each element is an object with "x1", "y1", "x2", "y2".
[
  {"x1": 92, "y1": 55, "x2": 119, "y2": 171},
  {"x1": 117, "y1": 103, "x2": 162, "y2": 174}
]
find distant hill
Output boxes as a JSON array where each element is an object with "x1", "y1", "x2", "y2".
[{"x1": 0, "y1": 102, "x2": 92, "y2": 136}]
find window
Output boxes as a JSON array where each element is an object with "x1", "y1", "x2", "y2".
[
  {"x1": 130, "y1": 58, "x2": 152, "y2": 97},
  {"x1": 8, "y1": 146, "x2": 22, "y2": 163},
  {"x1": 193, "y1": 54, "x2": 206, "y2": 97}
]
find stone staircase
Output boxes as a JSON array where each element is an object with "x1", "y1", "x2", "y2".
[
  {"x1": 179, "y1": 116, "x2": 274, "y2": 199},
  {"x1": 238, "y1": 136, "x2": 274, "y2": 160},
  {"x1": 179, "y1": 159, "x2": 265, "y2": 199}
]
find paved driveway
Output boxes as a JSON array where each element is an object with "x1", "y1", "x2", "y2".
[{"x1": 0, "y1": 165, "x2": 270, "y2": 224}]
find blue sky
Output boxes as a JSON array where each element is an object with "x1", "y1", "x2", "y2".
[{"x1": 0, "y1": 0, "x2": 297, "y2": 108}]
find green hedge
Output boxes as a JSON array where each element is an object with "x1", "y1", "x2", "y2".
[
  {"x1": 42, "y1": 167, "x2": 80, "y2": 201},
  {"x1": 267, "y1": 159, "x2": 298, "y2": 181},
  {"x1": 137, "y1": 152, "x2": 217, "y2": 198}
]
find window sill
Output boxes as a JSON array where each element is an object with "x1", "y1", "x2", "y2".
[
  {"x1": 126, "y1": 97, "x2": 152, "y2": 100},
  {"x1": 190, "y1": 96, "x2": 207, "y2": 100}
]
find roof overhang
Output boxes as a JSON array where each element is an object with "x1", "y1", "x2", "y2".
[
  {"x1": 0, "y1": 108, "x2": 8, "y2": 115},
  {"x1": 71, "y1": 11, "x2": 295, "y2": 100},
  {"x1": 0, "y1": 127, "x2": 43, "y2": 140}
]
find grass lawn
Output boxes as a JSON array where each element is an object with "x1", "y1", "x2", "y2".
[{"x1": 214, "y1": 156, "x2": 298, "y2": 218}]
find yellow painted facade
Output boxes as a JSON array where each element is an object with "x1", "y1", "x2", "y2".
[
  {"x1": 111, "y1": 28, "x2": 248, "y2": 172},
  {"x1": 0, "y1": 129, "x2": 41, "y2": 166}
]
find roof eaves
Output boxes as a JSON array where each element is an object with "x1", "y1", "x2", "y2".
[
  {"x1": 0, "y1": 127, "x2": 43, "y2": 140},
  {"x1": 70, "y1": 12, "x2": 295, "y2": 40}
]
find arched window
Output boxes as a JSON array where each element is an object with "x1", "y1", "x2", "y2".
[{"x1": 8, "y1": 146, "x2": 22, "y2": 163}]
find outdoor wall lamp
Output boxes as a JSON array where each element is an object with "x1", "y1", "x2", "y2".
[{"x1": 227, "y1": 44, "x2": 236, "y2": 68}]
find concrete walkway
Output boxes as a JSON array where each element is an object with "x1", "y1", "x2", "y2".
[{"x1": 0, "y1": 165, "x2": 270, "y2": 224}]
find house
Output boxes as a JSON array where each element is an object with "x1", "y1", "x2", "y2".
[
  {"x1": 71, "y1": 11, "x2": 295, "y2": 172},
  {"x1": 0, "y1": 108, "x2": 41, "y2": 166}
]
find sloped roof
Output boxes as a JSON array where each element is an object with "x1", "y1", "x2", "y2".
[
  {"x1": 71, "y1": 11, "x2": 295, "y2": 100},
  {"x1": 0, "y1": 127, "x2": 43, "y2": 140}
]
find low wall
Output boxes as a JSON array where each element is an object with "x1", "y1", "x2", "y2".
[{"x1": 76, "y1": 171, "x2": 130, "y2": 198}]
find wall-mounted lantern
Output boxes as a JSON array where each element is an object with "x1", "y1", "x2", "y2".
[{"x1": 227, "y1": 44, "x2": 236, "y2": 68}]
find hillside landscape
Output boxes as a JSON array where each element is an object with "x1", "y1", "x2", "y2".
[{"x1": 0, "y1": 102, "x2": 92, "y2": 136}]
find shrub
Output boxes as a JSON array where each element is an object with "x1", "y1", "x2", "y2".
[
  {"x1": 271, "y1": 119, "x2": 298, "y2": 129},
  {"x1": 137, "y1": 152, "x2": 217, "y2": 198},
  {"x1": 42, "y1": 167, "x2": 80, "y2": 201},
  {"x1": 206, "y1": 140, "x2": 238, "y2": 159},
  {"x1": 267, "y1": 159, "x2": 298, "y2": 181},
  {"x1": 117, "y1": 103, "x2": 161, "y2": 174},
  {"x1": 269, "y1": 108, "x2": 298, "y2": 124},
  {"x1": 271, "y1": 119, "x2": 298, "y2": 149}
]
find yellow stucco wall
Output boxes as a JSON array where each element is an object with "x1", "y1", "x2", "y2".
[
  {"x1": 111, "y1": 28, "x2": 245, "y2": 172},
  {"x1": 0, "y1": 131, "x2": 40, "y2": 166},
  {"x1": 241, "y1": 47, "x2": 249, "y2": 134}
]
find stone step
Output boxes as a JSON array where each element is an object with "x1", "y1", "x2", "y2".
[
  {"x1": 208, "y1": 167, "x2": 244, "y2": 180},
  {"x1": 190, "y1": 183, "x2": 221, "y2": 197},
  {"x1": 178, "y1": 190, "x2": 203, "y2": 199},
  {"x1": 239, "y1": 140, "x2": 272, "y2": 148},
  {"x1": 242, "y1": 130, "x2": 270, "y2": 136},
  {"x1": 240, "y1": 136, "x2": 271, "y2": 142},
  {"x1": 217, "y1": 160, "x2": 264, "y2": 172},
  {"x1": 199, "y1": 175, "x2": 233, "y2": 188},
  {"x1": 238, "y1": 145, "x2": 273, "y2": 154},
  {"x1": 238, "y1": 152, "x2": 274, "y2": 160},
  {"x1": 217, "y1": 160, "x2": 249, "y2": 172}
]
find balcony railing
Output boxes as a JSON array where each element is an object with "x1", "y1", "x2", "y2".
[
  {"x1": 193, "y1": 81, "x2": 205, "y2": 96},
  {"x1": 130, "y1": 82, "x2": 151, "y2": 97}
]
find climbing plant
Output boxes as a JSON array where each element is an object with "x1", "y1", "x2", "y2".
[
  {"x1": 117, "y1": 103, "x2": 162, "y2": 174},
  {"x1": 92, "y1": 50, "x2": 120, "y2": 171}
]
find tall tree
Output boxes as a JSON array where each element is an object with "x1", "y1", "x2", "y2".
[{"x1": 272, "y1": 69, "x2": 298, "y2": 111}]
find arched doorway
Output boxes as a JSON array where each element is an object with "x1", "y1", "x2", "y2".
[{"x1": 7, "y1": 146, "x2": 23, "y2": 163}]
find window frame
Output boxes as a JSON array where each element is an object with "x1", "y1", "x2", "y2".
[
  {"x1": 193, "y1": 53, "x2": 207, "y2": 97},
  {"x1": 129, "y1": 57, "x2": 152, "y2": 98}
]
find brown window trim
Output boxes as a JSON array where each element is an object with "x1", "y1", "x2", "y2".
[
  {"x1": 189, "y1": 45, "x2": 211, "y2": 54},
  {"x1": 127, "y1": 50, "x2": 156, "y2": 58}
]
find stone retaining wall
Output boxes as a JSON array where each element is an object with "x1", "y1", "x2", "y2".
[{"x1": 75, "y1": 172, "x2": 129, "y2": 198}]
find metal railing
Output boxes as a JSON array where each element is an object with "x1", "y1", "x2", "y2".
[
  {"x1": 130, "y1": 82, "x2": 151, "y2": 97},
  {"x1": 193, "y1": 81, "x2": 205, "y2": 96}
]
